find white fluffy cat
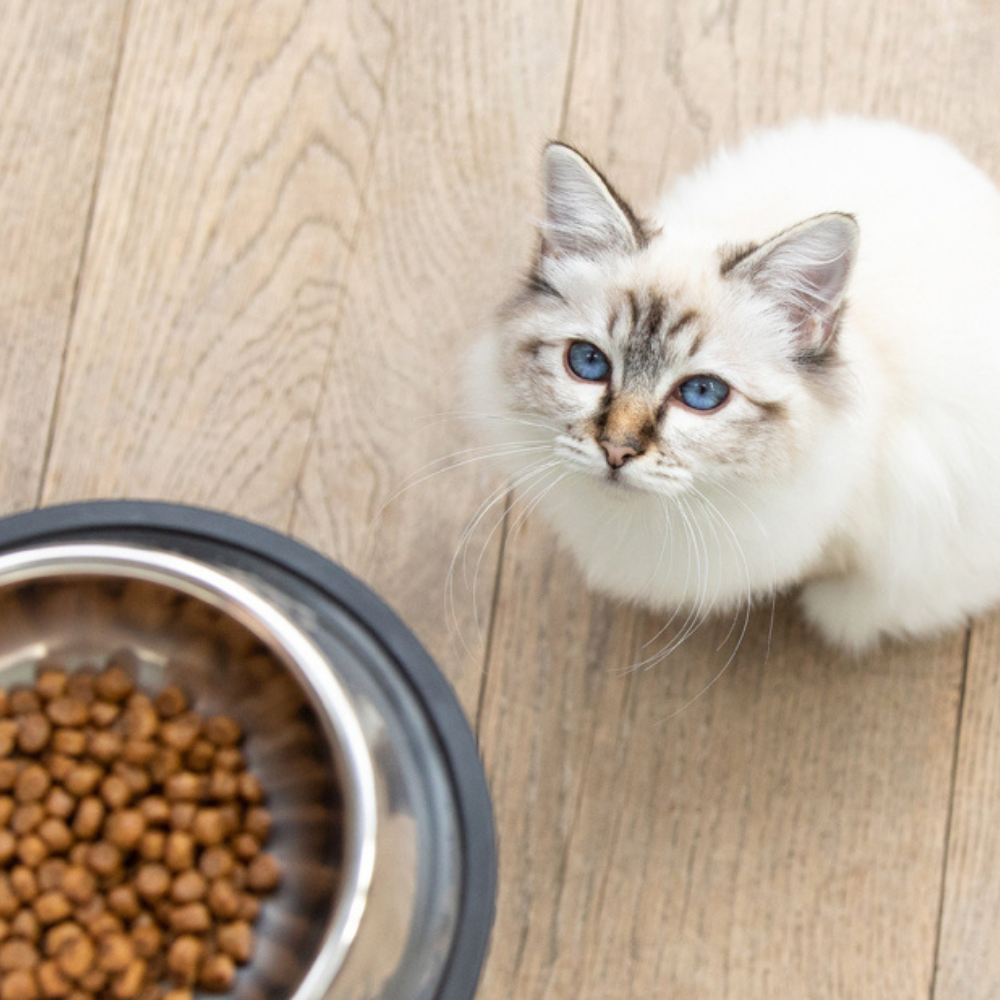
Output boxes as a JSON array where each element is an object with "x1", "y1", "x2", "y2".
[{"x1": 468, "y1": 117, "x2": 1000, "y2": 649}]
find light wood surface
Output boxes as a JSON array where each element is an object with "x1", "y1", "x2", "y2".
[{"x1": 4, "y1": 1, "x2": 1000, "y2": 997}]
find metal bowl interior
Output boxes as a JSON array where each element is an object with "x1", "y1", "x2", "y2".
[{"x1": 0, "y1": 543, "x2": 376, "y2": 1000}]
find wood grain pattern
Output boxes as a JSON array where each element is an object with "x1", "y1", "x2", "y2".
[
  {"x1": 5, "y1": 0, "x2": 1000, "y2": 997},
  {"x1": 936, "y1": 608, "x2": 1000, "y2": 1000},
  {"x1": 476, "y1": 0, "x2": 1000, "y2": 997},
  {"x1": 0, "y1": 1, "x2": 125, "y2": 515},
  {"x1": 42, "y1": 0, "x2": 394, "y2": 525},
  {"x1": 290, "y1": 0, "x2": 579, "y2": 706}
]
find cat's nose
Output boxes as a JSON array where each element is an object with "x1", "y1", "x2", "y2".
[{"x1": 600, "y1": 439, "x2": 640, "y2": 469}]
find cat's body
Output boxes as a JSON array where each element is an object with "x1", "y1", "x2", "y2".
[{"x1": 469, "y1": 117, "x2": 1000, "y2": 649}]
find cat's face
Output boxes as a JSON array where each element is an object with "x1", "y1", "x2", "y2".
[{"x1": 474, "y1": 144, "x2": 859, "y2": 502}]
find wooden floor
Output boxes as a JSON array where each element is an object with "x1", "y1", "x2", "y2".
[{"x1": 4, "y1": 1, "x2": 1000, "y2": 997}]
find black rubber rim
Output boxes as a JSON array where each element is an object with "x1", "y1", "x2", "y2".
[{"x1": 0, "y1": 500, "x2": 496, "y2": 1000}]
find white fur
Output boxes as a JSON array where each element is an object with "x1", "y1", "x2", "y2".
[{"x1": 470, "y1": 118, "x2": 1000, "y2": 649}]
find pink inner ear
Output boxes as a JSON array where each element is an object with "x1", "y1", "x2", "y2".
[{"x1": 738, "y1": 214, "x2": 859, "y2": 353}]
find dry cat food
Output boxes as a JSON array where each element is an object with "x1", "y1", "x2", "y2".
[{"x1": 0, "y1": 655, "x2": 281, "y2": 1000}]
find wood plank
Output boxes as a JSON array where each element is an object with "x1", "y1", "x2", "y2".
[
  {"x1": 476, "y1": 0, "x2": 993, "y2": 996},
  {"x1": 41, "y1": 0, "x2": 394, "y2": 527},
  {"x1": 0, "y1": 1, "x2": 125, "y2": 514},
  {"x1": 935, "y1": 608, "x2": 1000, "y2": 1000},
  {"x1": 290, "y1": 0, "x2": 580, "y2": 708}
]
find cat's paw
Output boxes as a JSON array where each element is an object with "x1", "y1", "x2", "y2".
[{"x1": 798, "y1": 577, "x2": 886, "y2": 651}]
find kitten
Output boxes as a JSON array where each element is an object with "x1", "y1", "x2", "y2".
[{"x1": 468, "y1": 117, "x2": 1000, "y2": 650}]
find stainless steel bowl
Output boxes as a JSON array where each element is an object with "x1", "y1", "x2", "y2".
[{"x1": 0, "y1": 503, "x2": 496, "y2": 1000}]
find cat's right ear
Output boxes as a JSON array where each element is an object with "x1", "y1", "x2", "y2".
[{"x1": 540, "y1": 143, "x2": 645, "y2": 260}]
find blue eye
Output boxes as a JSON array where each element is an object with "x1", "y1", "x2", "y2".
[
  {"x1": 567, "y1": 341, "x2": 611, "y2": 381},
  {"x1": 677, "y1": 375, "x2": 730, "y2": 411}
]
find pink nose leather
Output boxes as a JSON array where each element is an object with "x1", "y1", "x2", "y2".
[{"x1": 601, "y1": 440, "x2": 639, "y2": 469}]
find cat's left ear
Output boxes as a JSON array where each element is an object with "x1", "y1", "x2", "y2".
[
  {"x1": 540, "y1": 143, "x2": 645, "y2": 260},
  {"x1": 727, "y1": 213, "x2": 859, "y2": 355}
]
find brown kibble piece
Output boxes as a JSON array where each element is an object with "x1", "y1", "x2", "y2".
[
  {"x1": 0, "y1": 719, "x2": 18, "y2": 756},
  {"x1": 43, "y1": 787, "x2": 74, "y2": 820},
  {"x1": 138, "y1": 796, "x2": 169, "y2": 827},
  {"x1": 37, "y1": 960, "x2": 70, "y2": 998},
  {"x1": 105, "y1": 809, "x2": 146, "y2": 850},
  {"x1": 11, "y1": 866, "x2": 38, "y2": 902},
  {"x1": 54, "y1": 927, "x2": 95, "y2": 980},
  {"x1": 213, "y1": 747, "x2": 243, "y2": 772},
  {"x1": 33, "y1": 891, "x2": 72, "y2": 927},
  {"x1": 121, "y1": 700, "x2": 157, "y2": 742},
  {"x1": 185, "y1": 739, "x2": 215, "y2": 773},
  {"x1": 61, "y1": 866, "x2": 96, "y2": 905},
  {"x1": 149, "y1": 748, "x2": 182, "y2": 785},
  {"x1": 236, "y1": 893, "x2": 261, "y2": 923},
  {"x1": 35, "y1": 860, "x2": 65, "y2": 893},
  {"x1": 166, "y1": 935, "x2": 202, "y2": 984},
  {"x1": 110, "y1": 956, "x2": 145, "y2": 998},
  {"x1": 198, "y1": 847, "x2": 234, "y2": 880},
  {"x1": 0, "y1": 830, "x2": 17, "y2": 864},
  {"x1": 1, "y1": 969, "x2": 39, "y2": 1000},
  {"x1": 16, "y1": 766, "x2": 51, "y2": 803},
  {"x1": 236, "y1": 772, "x2": 263, "y2": 804},
  {"x1": 163, "y1": 832, "x2": 194, "y2": 872},
  {"x1": 50, "y1": 728, "x2": 85, "y2": 757},
  {"x1": 191, "y1": 809, "x2": 225, "y2": 847},
  {"x1": 159, "y1": 716, "x2": 200, "y2": 754},
  {"x1": 216, "y1": 920, "x2": 254, "y2": 963},
  {"x1": 0, "y1": 759, "x2": 20, "y2": 792},
  {"x1": 85, "y1": 912, "x2": 122, "y2": 939},
  {"x1": 139, "y1": 830, "x2": 165, "y2": 862},
  {"x1": 17, "y1": 836, "x2": 48, "y2": 868},
  {"x1": 244, "y1": 806, "x2": 271, "y2": 842},
  {"x1": 0, "y1": 875, "x2": 19, "y2": 917},
  {"x1": 88, "y1": 730, "x2": 123, "y2": 764},
  {"x1": 168, "y1": 803, "x2": 196, "y2": 832},
  {"x1": 163, "y1": 773, "x2": 202, "y2": 803},
  {"x1": 97, "y1": 932, "x2": 134, "y2": 973},
  {"x1": 134, "y1": 864, "x2": 170, "y2": 902},
  {"x1": 87, "y1": 842, "x2": 122, "y2": 877},
  {"x1": 122, "y1": 740, "x2": 157, "y2": 767},
  {"x1": 89, "y1": 701, "x2": 121, "y2": 728},
  {"x1": 63, "y1": 764, "x2": 102, "y2": 799},
  {"x1": 37, "y1": 819, "x2": 73, "y2": 854},
  {"x1": 163, "y1": 990, "x2": 193, "y2": 1000},
  {"x1": 35, "y1": 669, "x2": 68, "y2": 701},
  {"x1": 203, "y1": 715, "x2": 241, "y2": 748},
  {"x1": 198, "y1": 952, "x2": 236, "y2": 992},
  {"x1": 45, "y1": 699, "x2": 88, "y2": 728},
  {"x1": 106, "y1": 885, "x2": 140, "y2": 920},
  {"x1": 0, "y1": 796, "x2": 14, "y2": 825},
  {"x1": 129, "y1": 914, "x2": 160, "y2": 959},
  {"x1": 45, "y1": 756, "x2": 72, "y2": 783},
  {"x1": 207, "y1": 770, "x2": 238, "y2": 803},
  {"x1": 94, "y1": 667, "x2": 133, "y2": 704},
  {"x1": 65, "y1": 673, "x2": 96, "y2": 706},
  {"x1": 9, "y1": 690, "x2": 42, "y2": 716},
  {"x1": 72, "y1": 797, "x2": 105, "y2": 840},
  {"x1": 153, "y1": 687, "x2": 187, "y2": 719},
  {"x1": 205, "y1": 878, "x2": 240, "y2": 920},
  {"x1": 169, "y1": 871, "x2": 206, "y2": 905},
  {"x1": 100, "y1": 774, "x2": 131, "y2": 810},
  {"x1": 169, "y1": 903, "x2": 210, "y2": 935},
  {"x1": 112, "y1": 763, "x2": 150, "y2": 798},
  {"x1": 16, "y1": 715, "x2": 51, "y2": 755},
  {"x1": 43, "y1": 920, "x2": 82, "y2": 956},
  {"x1": 12, "y1": 803, "x2": 45, "y2": 836},
  {"x1": 0, "y1": 938, "x2": 39, "y2": 970},
  {"x1": 10, "y1": 909, "x2": 40, "y2": 943}
]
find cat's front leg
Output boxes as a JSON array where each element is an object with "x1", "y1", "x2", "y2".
[{"x1": 797, "y1": 575, "x2": 889, "y2": 651}]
